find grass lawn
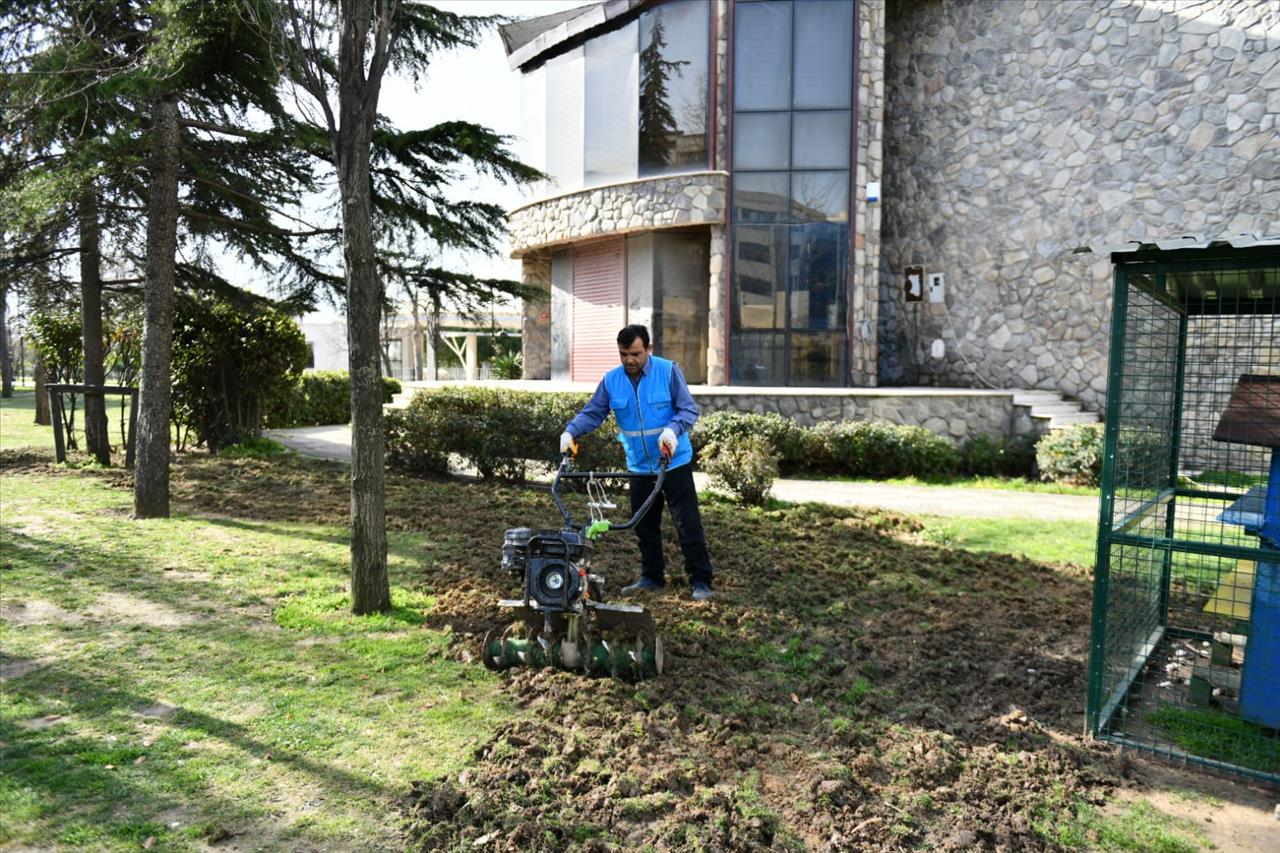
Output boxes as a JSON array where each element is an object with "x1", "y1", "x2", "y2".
[
  {"x1": 917, "y1": 516, "x2": 1098, "y2": 568},
  {"x1": 1, "y1": 388, "x2": 134, "y2": 457},
  {"x1": 0, "y1": 390, "x2": 1242, "y2": 851}
]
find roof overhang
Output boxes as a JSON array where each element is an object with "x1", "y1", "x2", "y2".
[
  {"x1": 1072, "y1": 233, "x2": 1280, "y2": 256},
  {"x1": 500, "y1": 0, "x2": 649, "y2": 71}
]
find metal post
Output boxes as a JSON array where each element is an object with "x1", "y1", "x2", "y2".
[
  {"x1": 1086, "y1": 259, "x2": 1129, "y2": 735},
  {"x1": 126, "y1": 388, "x2": 139, "y2": 468},
  {"x1": 49, "y1": 387, "x2": 66, "y2": 463},
  {"x1": 1158, "y1": 285, "x2": 1189, "y2": 624}
]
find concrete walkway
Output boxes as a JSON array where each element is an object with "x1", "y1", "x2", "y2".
[{"x1": 263, "y1": 425, "x2": 1100, "y2": 522}]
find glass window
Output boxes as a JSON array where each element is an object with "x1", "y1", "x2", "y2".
[
  {"x1": 585, "y1": 21, "x2": 639, "y2": 186},
  {"x1": 789, "y1": 223, "x2": 847, "y2": 331},
  {"x1": 793, "y1": 0, "x2": 853, "y2": 109},
  {"x1": 732, "y1": 225, "x2": 787, "y2": 330},
  {"x1": 639, "y1": 2, "x2": 710, "y2": 176},
  {"x1": 730, "y1": 332, "x2": 787, "y2": 385},
  {"x1": 732, "y1": 171, "x2": 790, "y2": 223},
  {"x1": 791, "y1": 171, "x2": 849, "y2": 222},
  {"x1": 653, "y1": 231, "x2": 710, "y2": 383},
  {"x1": 790, "y1": 332, "x2": 846, "y2": 386},
  {"x1": 733, "y1": 1, "x2": 792, "y2": 111},
  {"x1": 733, "y1": 112, "x2": 790, "y2": 170},
  {"x1": 791, "y1": 111, "x2": 851, "y2": 169},
  {"x1": 545, "y1": 47, "x2": 584, "y2": 193}
]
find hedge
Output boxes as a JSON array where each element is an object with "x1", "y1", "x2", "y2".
[
  {"x1": 1035, "y1": 422, "x2": 1104, "y2": 486},
  {"x1": 385, "y1": 387, "x2": 625, "y2": 480},
  {"x1": 384, "y1": 389, "x2": 1051, "y2": 483},
  {"x1": 265, "y1": 370, "x2": 402, "y2": 428}
]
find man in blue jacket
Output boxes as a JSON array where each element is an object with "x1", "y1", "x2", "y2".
[{"x1": 561, "y1": 324, "x2": 714, "y2": 601}]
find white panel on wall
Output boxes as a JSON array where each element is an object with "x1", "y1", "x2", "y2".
[
  {"x1": 519, "y1": 64, "x2": 548, "y2": 199},
  {"x1": 545, "y1": 46, "x2": 584, "y2": 194}
]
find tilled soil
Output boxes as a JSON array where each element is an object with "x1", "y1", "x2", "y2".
[{"x1": 0, "y1": 450, "x2": 1236, "y2": 850}]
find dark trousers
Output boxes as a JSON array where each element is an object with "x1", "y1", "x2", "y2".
[{"x1": 629, "y1": 463, "x2": 713, "y2": 588}]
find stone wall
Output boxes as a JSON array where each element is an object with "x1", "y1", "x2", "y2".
[
  {"x1": 879, "y1": 0, "x2": 1280, "y2": 410},
  {"x1": 520, "y1": 254, "x2": 552, "y2": 380},
  {"x1": 508, "y1": 171, "x2": 728, "y2": 256},
  {"x1": 692, "y1": 388, "x2": 1041, "y2": 443},
  {"x1": 851, "y1": 0, "x2": 888, "y2": 385}
]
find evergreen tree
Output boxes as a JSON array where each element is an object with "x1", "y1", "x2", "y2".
[
  {"x1": 638, "y1": 15, "x2": 687, "y2": 172},
  {"x1": 268, "y1": 0, "x2": 539, "y2": 613}
]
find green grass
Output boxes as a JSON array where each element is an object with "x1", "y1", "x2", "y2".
[
  {"x1": 1146, "y1": 706, "x2": 1280, "y2": 775},
  {"x1": 0, "y1": 454, "x2": 509, "y2": 849},
  {"x1": 790, "y1": 472, "x2": 1097, "y2": 496},
  {"x1": 1052, "y1": 801, "x2": 1209, "y2": 852},
  {"x1": 0, "y1": 388, "x2": 134, "y2": 455},
  {"x1": 917, "y1": 516, "x2": 1098, "y2": 567}
]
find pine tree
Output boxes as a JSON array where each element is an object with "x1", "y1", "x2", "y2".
[
  {"x1": 268, "y1": 1, "x2": 539, "y2": 613},
  {"x1": 638, "y1": 15, "x2": 687, "y2": 172}
]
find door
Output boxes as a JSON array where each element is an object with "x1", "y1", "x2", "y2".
[{"x1": 570, "y1": 238, "x2": 626, "y2": 381}]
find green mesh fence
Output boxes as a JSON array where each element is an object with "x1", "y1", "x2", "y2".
[{"x1": 1087, "y1": 247, "x2": 1280, "y2": 783}]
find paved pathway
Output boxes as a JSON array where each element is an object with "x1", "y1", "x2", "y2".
[{"x1": 264, "y1": 425, "x2": 1099, "y2": 522}]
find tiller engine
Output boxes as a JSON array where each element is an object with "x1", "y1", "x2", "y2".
[{"x1": 482, "y1": 452, "x2": 667, "y2": 679}]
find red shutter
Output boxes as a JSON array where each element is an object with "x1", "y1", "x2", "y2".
[{"x1": 571, "y1": 239, "x2": 625, "y2": 382}]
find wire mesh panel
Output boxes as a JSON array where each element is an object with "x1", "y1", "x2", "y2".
[{"x1": 1088, "y1": 247, "x2": 1280, "y2": 783}]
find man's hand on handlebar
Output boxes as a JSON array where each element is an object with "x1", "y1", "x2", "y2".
[
  {"x1": 658, "y1": 427, "x2": 677, "y2": 460},
  {"x1": 560, "y1": 431, "x2": 577, "y2": 457}
]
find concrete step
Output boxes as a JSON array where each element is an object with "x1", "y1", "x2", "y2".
[
  {"x1": 1026, "y1": 402, "x2": 1085, "y2": 415},
  {"x1": 1012, "y1": 392, "x2": 1066, "y2": 406},
  {"x1": 1041, "y1": 412, "x2": 1102, "y2": 427}
]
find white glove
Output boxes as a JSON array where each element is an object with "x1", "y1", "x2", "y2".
[
  {"x1": 658, "y1": 427, "x2": 678, "y2": 456},
  {"x1": 560, "y1": 431, "x2": 576, "y2": 454}
]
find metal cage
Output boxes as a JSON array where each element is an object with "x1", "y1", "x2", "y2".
[{"x1": 1085, "y1": 240, "x2": 1280, "y2": 783}]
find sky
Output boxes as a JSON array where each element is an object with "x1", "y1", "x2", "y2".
[{"x1": 285, "y1": 0, "x2": 589, "y2": 322}]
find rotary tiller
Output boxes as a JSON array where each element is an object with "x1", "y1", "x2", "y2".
[{"x1": 482, "y1": 452, "x2": 668, "y2": 680}]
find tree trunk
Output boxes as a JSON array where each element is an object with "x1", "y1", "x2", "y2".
[
  {"x1": 79, "y1": 191, "x2": 110, "y2": 464},
  {"x1": 426, "y1": 302, "x2": 440, "y2": 381},
  {"x1": 134, "y1": 93, "x2": 180, "y2": 519},
  {"x1": 0, "y1": 283, "x2": 13, "y2": 398},
  {"x1": 34, "y1": 358, "x2": 50, "y2": 425},
  {"x1": 336, "y1": 1, "x2": 390, "y2": 614},
  {"x1": 409, "y1": 294, "x2": 424, "y2": 381}
]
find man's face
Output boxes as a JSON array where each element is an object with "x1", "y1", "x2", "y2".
[{"x1": 618, "y1": 338, "x2": 651, "y2": 375}]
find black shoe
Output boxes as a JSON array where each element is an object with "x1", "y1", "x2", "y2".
[
  {"x1": 621, "y1": 577, "x2": 664, "y2": 595},
  {"x1": 691, "y1": 582, "x2": 713, "y2": 602}
]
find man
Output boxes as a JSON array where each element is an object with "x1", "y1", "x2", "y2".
[{"x1": 560, "y1": 324, "x2": 715, "y2": 601}]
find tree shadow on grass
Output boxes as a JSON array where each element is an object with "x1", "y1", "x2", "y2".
[{"x1": 0, "y1": 663, "x2": 396, "y2": 850}]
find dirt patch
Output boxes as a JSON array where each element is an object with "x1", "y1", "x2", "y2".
[
  {"x1": 89, "y1": 592, "x2": 199, "y2": 629},
  {"x1": 0, "y1": 654, "x2": 50, "y2": 682},
  {"x1": 0, "y1": 598, "x2": 85, "y2": 627},
  {"x1": 1114, "y1": 761, "x2": 1279, "y2": 853}
]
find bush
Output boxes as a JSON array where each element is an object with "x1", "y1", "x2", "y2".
[
  {"x1": 171, "y1": 298, "x2": 308, "y2": 452},
  {"x1": 690, "y1": 411, "x2": 811, "y2": 473},
  {"x1": 490, "y1": 352, "x2": 523, "y2": 380},
  {"x1": 264, "y1": 370, "x2": 400, "y2": 428},
  {"x1": 1036, "y1": 423, "x2": 1104, "y2": 486},
  {"x1": 808, "y1": 420, "x2": 961, "y2": 479},
  {"x1": 384, "y1": 387, "x2": 625, "y2": 481},
  {"x1": 961, "y1": 434, "x2": 1037, "y2": 478},
  {"x1": 701, "y1": 433, "x2": 778, "y2": 506}
]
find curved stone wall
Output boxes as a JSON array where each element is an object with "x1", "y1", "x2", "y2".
[
  {"x1": 508, "y1": 171, "x2": 728, "y2": 255},
  {"x1": 879, "y1": 0, "x2": 1280, "y2": 409}
]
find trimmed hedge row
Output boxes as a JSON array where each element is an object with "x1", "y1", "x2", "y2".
[
  {"x1": 385, "y1": 387, "x2": 625, "y2": 481},
  {"x1": 265, "y1": 370, "x2": 402, "y2": 428},
  {"x1": 384, "y1": 387, "x2": 1046, "y2": 483}
]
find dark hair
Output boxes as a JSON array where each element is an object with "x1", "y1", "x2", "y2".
[{"x1": 617, "y1": 324, "x2": 650, "y2": 348}]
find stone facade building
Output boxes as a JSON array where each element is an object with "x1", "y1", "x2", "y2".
[{"x1": 503, "y1": 0, "x2": 1278, "y2": 413}]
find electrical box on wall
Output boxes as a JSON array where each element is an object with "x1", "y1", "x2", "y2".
[{"x1": 927, "y1": 272, "x2": 946, "y2": 303}]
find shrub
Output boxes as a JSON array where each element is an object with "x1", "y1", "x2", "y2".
[
  {"x1": 690, "y1": 411, "x2": 812, "y2": 473},
  {"x1": 171, "y1": 298, "x2": 308, "y2": 452},
  {"x1": 961, "y1": 434, "x2": 1037, "y2": 478},
  {"x1": 808, "y1": 420, "x2": 960, "y2": 479},
  {"x1": 701, "y1": 433, "x2": 778, "y2": 506},
  {"x1": 1036, "y1": 423, "x2": 1104, "y2": 486},
  {"x1": 490, "y1": 352, "x2": 523, "y2": 380},
  {"x1": 264, "y1": 370, "x2": 400, "y2": 428},
  {"x1": 384, "y1": 387, "x2": 625, "y2": 481}
]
